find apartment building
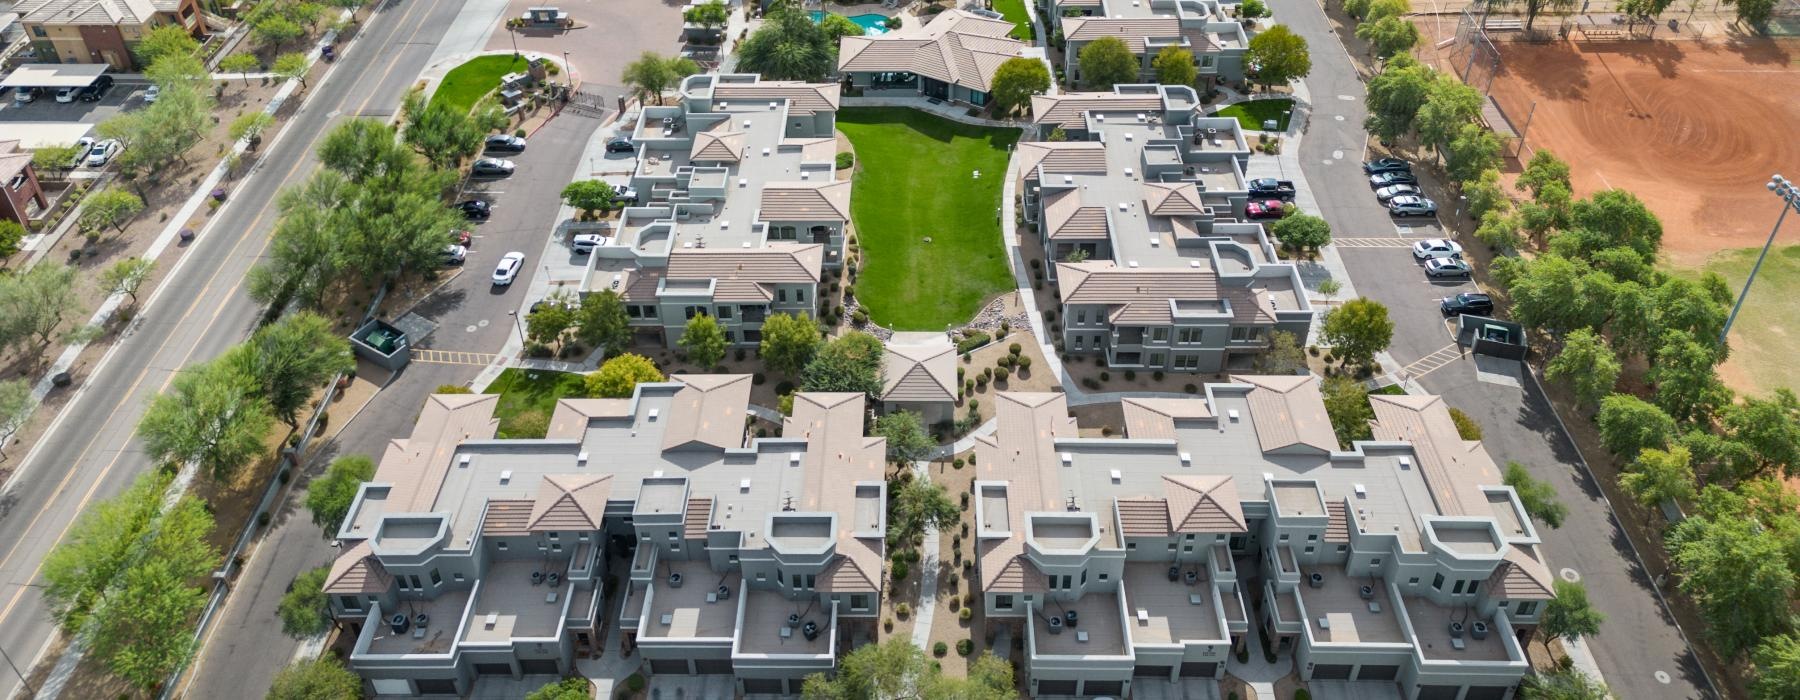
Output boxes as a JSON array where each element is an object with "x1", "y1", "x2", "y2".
[
  {"x1": 580, "y1": 74, "x2": 847, "y2": 348},
  {"x1": 971, "y1": 378, "x2": 1549, "y2": 699},
  {"x1": 1045, "y1": 0, "x2": 1248, "y2": 87},
  {"x1": 324, "y1": 376, "x2": 889, "y2": 696},
  {"x1": 1021, "y1": 85, "x2": 1312, "y2": 372},
  {"x1": 15, "y1": 0, "x2": 207, "y2": 69},
  {"x1": 836, "y1": 9, "x2": 1030, "y2": 107},
  {"x1": 880, "y1": 332, "x2": 958, "y2": 425},
  {"x1": 0, "y1": 139, "x2": 48, "y2": 227}
]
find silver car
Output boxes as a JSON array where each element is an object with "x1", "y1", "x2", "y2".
[
  {"x1": 1388, "y1": 195, "x2": 1438, "y2": 217},
  {"x1": 1374, "y1": 183, "x2": 1421, "y2": 202},
  {"x1": 1410, "y1": 238, "x2": 1463, "y2": 260},
  {"x1": 1425, "y1": 257, "x2": 1472, "y2": 278}
]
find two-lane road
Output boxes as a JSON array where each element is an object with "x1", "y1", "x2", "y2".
[{"x1": 0, "y1": 1, "x2": 474, "y2": 696}]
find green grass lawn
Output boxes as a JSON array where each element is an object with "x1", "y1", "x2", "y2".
[
  {"x1": 992, "y1": 0, "x2": 1035, "y2": 40},
  {"x1": 838, "y1": 108, "x2": 1020, "y2": 331},
  {"x1": 430, "y1": 54, "x2": 529, "y2": 115},
  {"x1": 483, "y1": 368, "x2": 586, "y2": 438},
  {"x1": 1676, "y1": 245, "x2": 1800, "y2": 395},
  {"x1": 1212, "y1": 98, "x2": 1295, "y2": 132}
]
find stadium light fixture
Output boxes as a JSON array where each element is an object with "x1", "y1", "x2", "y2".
[{"x1": 1720, "y1": 174, "x2": 1800, "y2": 346}]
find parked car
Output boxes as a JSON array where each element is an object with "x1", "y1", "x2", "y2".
[
  {"x1": 53, "y1": 86, "x2": 80, "y2": 103},
  {"x1": 1362, "y1": 157, "x2": 1411, "y2": 174},
  {"x1": 77, "y1": 75, "x2": 114, "y2": 102},
  {"x1": 571, "y1": 233, "x2": 605, "y2": 253},
  {"x1": 605, "y1": 137, "x2": 635, "y2": 154},
  {"x1": 1244, "y1": 199, "x2": 1289, "y2": 220},
  {"x1": 1388, "y1": 195, "x2": 1439, "y2": 217},
  {"x1": 485, "y1": 134, "x2": 526, "y2": 153},
  {"x1": 443, "y1": 244, "x2": 468, "y2": 265},
  {"x1": 612, "y1": 183, "x2": 638, "y2": 205},
  {"x1": 142, "y1": 85, "x2": 159, "y2": 103},
  {"x1": 12, "y1": 87, "x2": 40, "y2": 105},
  {"x1": 457, "y1": 199, "x2": 491, "y2": 220},
  {"x1": 1425, "y1": 257, "x2": 1472, "y2": 278},
  {"x1": 492, "y1": 252, "x2": 524, "y2": 286},
  {"x1": 85, "y1": 139, "x2": 121, "y2": 167},
  {"x1": 69, "y1": 137, "x2": 96, "y2": 167},
  {"x1": 1410, "y1": 238, "x2": 1463, "y2": 260},
  {"x1": 1247, "y1": 178, "x2": 1296, "y2": 200},
  {"x1": 1369, "y1": 171, "x2": 1418, "y2": 188},
  {"x1": 1441, "y1": 292, "x2": 1495, "y2": 317},
  {"x1": 1374, "y1": 184, "x2": 1421, "y2": 202},
  {"x1": 471, "y1": 158, "x2": 515, "y2": 177}
]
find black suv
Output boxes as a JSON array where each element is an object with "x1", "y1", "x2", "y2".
[
  {"x1": 1440, "y1": 293, "x2": 1494, "y2": 317},
  {"x1": 78, "y1": 75, "x2": 114, "y2": 102}
]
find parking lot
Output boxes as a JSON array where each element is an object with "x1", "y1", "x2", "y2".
[{"x1": 0, "y1": 76, "x2": 149, "y2": 125}]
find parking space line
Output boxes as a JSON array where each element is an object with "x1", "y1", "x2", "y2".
[
  {"x1": 1393, "y1": 343, "x2": 1464, "y2": 383},
  {"x1": 1333, "y1": 237, "x2": 1413, "y2": 248},
  {"x1": 412, "y1": 349, "x2": 502, "y2": 366}
]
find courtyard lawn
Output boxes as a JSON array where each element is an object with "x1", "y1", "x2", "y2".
[
  {"x1": 1213, "y1": 98, "x2": 1295, "y2": 132},
  {"x1": 1678, "y1": 245, "x2": 1800, "y2": 395},
  {"x1": 992, "y1": 0, "x2": 1035, "y2": 40},
  {"x1": 483, "y1": 368, "x2": 586, "y2": 438},
  {"x1": 430, "y1": 54, "x2": 530, "y2": 115},
  {"x1": 837, "y1": 108, "x2": 1020, "y2": 330}
]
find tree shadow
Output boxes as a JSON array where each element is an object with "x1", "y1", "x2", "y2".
[
  {"x1": 1577, "y1": 37, "x2": 1686, "y2": 79},
  {"x1": 1497, "y1": 39, "x2": 1593, "y2": 101},
  {"x1": 1720, "y1": 35, "x2": 1793, "y2": 66}
]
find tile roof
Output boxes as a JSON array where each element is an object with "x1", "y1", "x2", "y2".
[
  {"x1": 759, "y1": 180, "x2": 851, "y2": 221},
  {"x1": 1143, "y1": 182, "x2": 1208, "y2": 217},
  {"x1": 784, "y1": 392, "x2": 887, "y2": 596},
  {"x1": 528, "y1": 474, "x2": 614, "y2": 531},
  {"x1": 690, "y1": 130, "x2": 745, "y2": 162},
  {"x1": 16, "y1": 0, "x2": 174, "y2": 25},
  {"x1": 684, "y1": 497, "x2": 714, "y2": 539},
  {"x1": 1017, "y1": 141, "x2": 1110, "y2": 179},
  {"x1": 1056, "y1": 261, "x2": 1277, "y2": 326},
  {"x1": 544, "y1": 398, "x2": 633, "y2": 439},
  {"x1": 1232, "y1": 375, "x2": 1339, "y2": 454},
  {"x1": 323, "y1": 541, "x2": 393, "y2": 594},
  {"x1": 1115, "y1": 497, "x2": 1172, "y2": 538},
  {"x1": 1043, "y1": 189, "x2": 1110, "y2": 240},
  {"x1": 0, "y1": 141, "x2": 34, "y2": 185},
  {"x1": 661, "y1": 375, "x2": 752, "y2": 451},
  {"x1": 1486, "y1": 545, "x2": 1555, "y2": 600},
  {"x1": 1369, "y1": 394, "x2": 1501, "y2": 518},
  {"x1": 481, "y1": 499, "x2": 534, "y2": 536},
  {"x1": 664, "y1": 244, "x2": 825, "y2": 302},
  {"x1": 1031, "y1": 93, "x2": 1167, "y2": 130},
  {"x1": 1164, "y1": 474, "x2": 1247, "y2": 533},
  {"x1": 838, "y1": 10, "x2": 1027, "y2": 93},
  {"x1": 712, "y1": 81, "x2": 841, "y2": 116},
  {"x1": 818, "y1": 538, "x2": 882, "y2": 593},
  {"x1": 1324, "y1": 499, "x2": 1351, "y2": 543},
  {"x1": 975, "y1": 393, "x2": 1075, "y2": 592},
  {"x1": 882, "y1": 332, "x2": 957, "y2": 403},
  {"x1": 1122, "y1": 396, "x2": 1215, "y2": 439},
  {"x1": 1062, "y1": 17, "x2": 1183, "y2": 53},
  {"x1": 377, "y1": 393, "x2": 502, "y2": 513}
]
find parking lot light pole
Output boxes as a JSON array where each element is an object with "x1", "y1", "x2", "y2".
[{"x1": 1720, "y1": 174, "x2": 1800, "y2": 346}]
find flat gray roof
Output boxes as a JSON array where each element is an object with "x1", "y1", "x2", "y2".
[{"x1": 2, "y1": 63, "x2": 108, "y2": 88}]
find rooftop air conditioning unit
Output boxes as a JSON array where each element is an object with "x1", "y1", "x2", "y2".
[
  {"x1": 499, "y1": 470, "x2": 513, "y2": 484},
  {"x1": 1398, "y1": 456, "x2": 1412, "y2": 470},
  {"x1": 1308, "y1": 572, "x2": 1324, "y2": 588},
  {"x1": 649, "y1": 408, "x2": 660, "y2": 420},
  {"x1": 459, "y1": 454, "x2": 472, "y2": 468},
  {"x1": 577, "y1": 452, "x2": 590, "y2": 465},
  {"x1": 1227, "y1": 409, "x2": 1240, "y2": 422},
  {"x1": 1060, "y1": 452, "x2": 1073, "y2": 466}
]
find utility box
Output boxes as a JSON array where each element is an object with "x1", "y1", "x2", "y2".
[{"x1": 350, "y1": 319, "x2": 411, "y2": 371}]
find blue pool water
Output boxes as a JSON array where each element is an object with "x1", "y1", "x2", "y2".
[{"x1": 810, "y1": 11, "x2": 891, "y2": 35}]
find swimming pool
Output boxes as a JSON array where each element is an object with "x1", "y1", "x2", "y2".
[{"x1": 810, "y1": 11, "x2": 891, "y2": 35}]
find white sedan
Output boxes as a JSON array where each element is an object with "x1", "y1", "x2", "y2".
[
  {"x1": 571, "y1": 233, "x2": 605, "y2": 254},
  {"x1": 492, "y1": 252, "x2": 524, "y2": 286},
  {"x1": 85, "y1": 139, "x2": 121, "y2": 167},
  {"x1": 1410, "y1": 238, "x2": 1463, "y2": 260}
]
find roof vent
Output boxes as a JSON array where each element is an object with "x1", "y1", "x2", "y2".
[
  {"x1": 459, "y1": 454, "x2": 472, "y2": 468},
  {"x1": 1110, "y1": 470, "x2": 1122, "y2": 483},
  {"x1": 1354, "y1": 484, "x2": 1368, "y2": 497},
  {"x1": 1398, "y1": 456, "x2": 1412, "y2": 470},
  {"x1": 577, "y1": 451, "x2": 589, "y2": 465},
  {"x1": 740, "y1": 479, "x2": 752, "y2": 492},
  {"x1": 1149, "y1": 237, "x2": 1160, "y2": 248},
  {"x1": 742, "y1": 119, "x2": 752, "y2": 128},
  {"x1": 720, "y1": 220, "x2": 730, "y2": 229},
  {"x1": 800, "y1": 171, "x2": 810, "y2": 180},
  {"x1": 739, "y1": 178, "x2": 748, "y2": 188},
  {"x1": 499, "y1": 470, "x2": 513, "y2": 485},
  {"x1": 1096, "y1": 113, "x2": 1106, "y2": 121},
  {"x1": 1189, "y1": 260, "x2": 1202, "y2": 268},
  {"x1": 1124, "y1": 132, "x2": 1133, "y2": 142},
  {"x1": 1060, "y1": 452, "x2": 1073, "y2": 466},
  {"x1": 1064, "y1": 175, "x2": 1074, "y2": 184},
  {"x1": 1136, "y1": 113, "x2": 1147, "y2": 122},
  {"x1": 1128, "y1": 260, "x2": 1139, "y2": 268},
  {"x1": 790, "y1": 452, "x2": 802, "y2": 466},
  {"x1": 1227, "y1": 409, "x2": 1240, "y2": 422},
  {"x1": 768, "y1": 101, "x2": 778, "y2": 109},
  {"x1": 761, "y1": 148, "x2": 771, "y2": 156},
  {"x1": 719, "y1": 102, "x2": 729, "y2": 109},
  {"x1": 653, "y1": 469, "x2": 665, "y2": 478},
  {"x1": 1119, "y1": 202, "x2": 1129, "y2": 211},
  {"x1": 649, "y1": 408, "x2": 660, "y2": 421},
  {"x1": 742, "y1": 241, "x2": 752, "y2": 248},
  {"x1": 1180, "y1": 452, "x2": 1192, "y2": 466},
  {"x1": 1124, "y1": 167, "x2": 1134, "y2": 178}
]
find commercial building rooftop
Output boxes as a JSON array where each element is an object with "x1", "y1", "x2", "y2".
[{"x1": 1122, "y1": 562, "x2": 1225, "y2": 644}]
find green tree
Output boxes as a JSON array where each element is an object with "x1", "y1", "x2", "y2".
[
  {"x1": 1723, "y1": 389, "x2": 1800, "y2": 478},
  {"x1": 400, "y1": 88, "x2": 483, "y2": 168},
  {"x1": 1544, "y1": 328, "x2": 1619, "y2": 411},
  {"x1": 1622, "y1": 445, "x2": 1696, "y2": 506},
  {"x1": 561, "y1": 180, "x2": 617, "y2": 219},
  {"x1": 268, "y1": 656, "x2": 364, "y2": 700},
  {"x1": 875, "y1": 410, "x2": 935, "y2": 464},
  {"x1": 1364, "y1": 0, "x2": 1412, "y2": 21},
  {"x1": 1078, "y1": 36, "x2": 1139, "y2": 90},
  {"x1": 274, "y1": 51, "x2": 311, "y2": 88},
  {"x1": 1364, "y1": 54, "x2": 1434, "y2": 142},
  {"x1": 802, "y1": 637, "x2": 928, "y2": 699},
  {"x1": 1462, "y1": 168, "x2": 1509, "y2": 220},
  {"x1": 1540, "y1": 579, "x2": 1604, "y2": 646},
  {"x1": 816, "y1": 13, "x2": 866, "y2": 41},
  {"x1": 278, "y1": 566, "x2": 333, "y2": 637},
  {"x1": 802, "y1": 331, "x2": 885, "y2": 398},
  {"x1": 138, "y1": 361, "x2": 275, "y2": 482},
  {"x1": 759, "y1": 312, "x2": 821, "y2": 377},
  {"x1": 225, "y1": 312, "x2": 355, "y2": 426},
  {"x1": 1648, "y1": 330, "x2": 1729, "y2": 425},
  {"x1": 1724, "y1": 0, "x2": 1777, "y2": 27},
  {"x1": 1321, "y1": 375, "x2": 1374, "y2": 448},
  {"x1": 1517, "y1": 149, "x2": 1571, "y2": 198},
  {"x1": 1679, "y1": 429, "x2": 1756, "y2": 486},
  {"x1": 1152, "y1": 46, "x2": 1197, "y2": 87},
  {"x1": 574, "y1": 289, "x2": 632, "y2": 355},
  {"x1": 305, "y1": 454, "x2": 376, "y2": 536},
  {"x1": 88, "y1": 494, "x2": 218, "y2": 689},
  {"x1": 891, "y1": 478, "x2": 958, "y2": 547},
  {"x1": 1444, "y1": 122, "x2": 1502, "y2": 184},
  {"x1": 42, "y1": 472, "x2": 173, "y2": 631},
  {"x1": 231, "y1": 112, "x2": 277, "y2": 146},
  {"x1": 527, "y1": 291, "x2": 579, "y2": 355},
  {"x1": 0, "y1": 220, "x2": 21, "y2": 259},
  {"x1": 1504, "y1": 461, "x2": 1567, "y2": 528},
  {"x1": 219, "y1": 53, "x2": 263, "y2": 87},
  {"x1": 1670, "y1": 512, "x2": 1796, "y2": 657},
  {"x1": 1520, "y1": 666, "x2": 1610, "y2": 700},
  {"x1": 0, "y1": 379, "x2": 31, "y2": 445},
  {"x1": 134, "y1": 24, "x2": 200, "y2": 67},
  {"x1": 1495, "y1": 0, "x2": 1578, "y2": 32},
  {"x1": 1253, "y1": 330, "x2": 1306, "y2": 375},
  {"x1": 1270, "y1": 213, "x2": 1332, "y2": 255},
  {"x1": 145, "y1": 52, "x2": 207, "y2": 88},
  {"x1": 738, "y1": 8, "x2": 836, "y2": 81},
  {"x1": 1356, "y1": 15, "x2": 1420, "y2": 59},
  {"x1": 0, "y1": 263, "x2": 80, "y2": 350},
  {"x1": 1320, "y1": 297, "x2": 1393, "y2": 367},
  {"x1": 30, "y1": 144, "x2": 80, "y2": 176},
  {"x1": 621, "y1": 52, "x2": 701, "y2": 105},
  {"x1": 1245, "y1": 24, "x2": 1311, "y2": 90},
  {"x1": 683, "y1": 0, "x2": 731, "y2": 34},
  {"x1": 1474, "y1": 211, "x2": 1525, "y2": 252},
  {"x1": 79, "y1": 187, "x2": 145, "y2": 236},
  {"x1": 254, "y1": 15, "x2": 306, "y2": 52},
  {"x1": 1494, "y1": 253, "x2": 1612, "y2": 335},
  {"x1": 1567, "y1": 188, "x2": 1664, "y2": 263},
  {"x1": 1752, "y1": 632, "x2": 1800, "y2": 700},
  {"x1": 1519, "y1": 180, "x2": 1573, "y2": 241},
  {"x1": 1595, "y1": 393, "x2": 1676, "y2": 459},
  {"x1": 679, "y1": 314, "x2": 728, "y2": 368},
  {"x1": 989, "y1": 57, "x2": 1051, "y2": 116},
  {"x1": 1415, "y1": 73, "x2": 1483, "y2": 153},
  {"x1": 585, "y1": 353, "x2": 665, "y2": 398}
]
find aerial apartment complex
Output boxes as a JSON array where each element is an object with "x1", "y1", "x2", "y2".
[
  {"x1": 1021, "y1": 85, "x2": 1312, "y2": 372},
  {"x1": 1044, "y1": 0, "x2": 1249, "y2": 87},
  {"x1": 14, "y1": 0, "x2": 208, "y2": 69},
  {"x1": 580, "y1": 74, "x2": 848, "y2": 348},
  {"x1": 972, "y1": 378, "x2": 1549, "y2": 699},
  {"x1": 323, "y1": 377, "x2": 889, "y2": 696}
]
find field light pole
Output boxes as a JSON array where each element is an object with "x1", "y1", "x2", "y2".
[{"x1": 1720, "y1": 174, "x2": 1800, "y2": 346}]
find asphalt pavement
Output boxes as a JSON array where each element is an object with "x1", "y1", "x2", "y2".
[
  {"x1": 0, "y1": 1, "x2": 483, "y2": 697},
  {"x1": 1267, "y1": 0, "x2": 1715, "y2": 696}
]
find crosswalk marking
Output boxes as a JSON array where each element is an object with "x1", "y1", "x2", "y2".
[
  {"x1": 1334, "y1": 238, "x2": 1414, "y2": 248},
  {"x1": 412, "y1": 349, "x2": 501, "y2": 366},
  {"x1": 1396, "y1": 344, "x2": 1464, "y2": 381}
]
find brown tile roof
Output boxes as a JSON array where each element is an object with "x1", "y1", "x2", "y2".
[
  {"x1": 1143, "y1": 182, "x2": 1208, "y2": 217},
  {"x1": 818, "y1": 538, "x2": 882, "y2": 593},
  {"x1": 1057, "y1": 261, "x2": 1277, "y2": 326},
  {"x1": 1232, "y1": 375, "x2": 1339, "y2": 454},
  {"x1": 664, "y1": 244, "x2": 824, "y2": 303},
  {"x1": 1017, "y1": 141, "x2": 1109, "y2": 179},
  {"x1": 784, "y1": 392, "x2": 887, "y2": 596},
  {"x1": 0, "y1": 141, "x2": 34, "y2": 185},
  {"x1": 974, "y1": 392, "x2": 1075, "y2": 592},
  {"x1": 1116, "y1": 498, "x2": 1173, "y2": 538},
  {"x1": 16, "y1": 0, "x2": 175, "y2": 26},
  {"x1": 760, "y1": 180, "x2": 851, "y2": 222},
  {"x1": 1164, "y1": 475, "x2": 1247, "y2": 533},
  {"x1": 662, "y1": 375, "x2": 752, "y2": 451},
  {"x1": 978, "y1": 541, "x2": 1049, "y2": 594},
  {"x1": 1121, "y1": 397, "x2": 1215, "y2": 439},
  {"x1": 1032, "y1": 93, "x2": 1168, "y2": 129},
  {"x1": 882, "y1": 333, "x2": 957, "y2": 403},
  {"x1": 528, "y1": 474, "x2": 614, "y2": 531},
  {"x1": 684, "y1": 497, "x2": 714, "y2": 539},
  {"x1": 374, "y1": 393, "x2": 502, "y2": 513},
  {"x1": 1062, "y1": 17, "x2": 1183, "y2": 53},
  {"x1": 1043, "y1": 189, "x2": 1110, "y2": 240},
  {"x1": 712, "y1": 81, "x2": 842, "y2": 116},
  {"x1": 1324, "y1": 500, "x2": 1351, "y2": 543},
  {"x1": 323, "y1": 541, "x2": 393, "y2": 594},
  {"x1": 481, "y1": 499, "x2": 534, "y2": 537},
  {"x1": 1487, "y1": 545, "x2": 1555, "y2": 601},
  {"x1": 691, "y1": 131, "x2": 745, "y2": 162},
  {"x1": 1369, "y1": 394, "x2": 1502, "y2": 518},
  {"x1": 838, "y1": 10, "x2": 1027, "y2": 93},
  {"x1": 545, "y1": 398, "x2": 634, "y2": 439}
]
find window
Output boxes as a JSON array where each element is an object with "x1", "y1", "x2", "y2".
[
  {"x1": 1186, "y1": 534, "x2": 1195, "y2": 540},
  {"x1": 1432, "y1": 573, "x2": 1445, "y2": 590},
  {"x1": 409, "y1": 575, "x2": 423, "y2": 590},
  {"x1": 1148, "y1": 353, "x2": 1164, "y2": 365},
  {"x1": 1073, "y1": 335, "x2": 1084, "y2": 350},
  {"x1": 1168, "y1": 543, "x2": 1177, "y2": 551},
  {"x1": 685, "y1": 306, "x2": 707, "y2": 319},
  {"x1": 1307, "y1": 534, "x2": 1318, "y2": 542},
  {"x1": 552, "y1": 543, "x2": 563, "y2": 552},
  {"x1": 1231, "y1": 327, "x2": 1247, "y2": 340},
  {"x1": 548, "y1": 532, "x2": 559, "y2": 540},
  {"x1": 578, "y1": 533, "x2": 589, "y2": 541},
  {"x1": 756, "y1": 572, "x2": 767, "y2": 582},
  {"x1": 717, "y1": 306, "x2": 732, "y2": 320},
  {"x1": 340, "y1": 595, "x2": 363, "y2": 611},
  {"x1": 1127, "y1": 542, "x2": 1137, "y2": 551},
  {"x1": 627, "y1": 305, "x2": 642, "y2": 318},
  {"x1": 805, "y1": 575, "x2": 816, "y2": 589},
  {"x1": 795, "y1": 288, "x2": 806, "y2": 302},
  {"x1": 851, "y1": 594, "x2": 870, "y2": 611},
  {"x1": 725, "y1": 331, "x2": 736, "y2": 343},
  {"x1": 643, "y1": 306, "x2": 658, "y2": 318},
  {"x1": 1278, "y1": 534, "x2": 1288, "y2": 542},
  {"x1": 778, "y1": 289, "x2": 788, "y2": 302},
  {"x1": 996, "y1": 595, "x2": 1015, "y2": 610},
  {"x1": 1202, "y1": 54, "x2": 1215, "y2": 68},
  {"x1": 669, "y1": 531, "x2": 679, "y2": 540},
  {"x1": 793, "y1": 574, "x2": 803, "y2": 589},
  {"x1": 1061, "y1": 575, "x2": 1072, "y2": 589},
  {"x1": 454, "y1": 573, "x2": 466, "y2": 582},
  {"x1": 1174, "y1": 355, "x2": 1199, "y2": 370},
  {"x1": 1304, "y1": 547, "x2": 1314, "y2": 554},
  {"x1": 1408, "y1": 577, "x2": 1419, "y2": 585},
  {"x1": 497, "y1": 541, "x2": 509, "y2": 551},
  {"x1": 1248, "y1": 327, "x2": 1263, "y2": 341},
  {"x1": 1080, "y1": 570, "x2": 1087, "y2": 585},
  {"x1": 1337, "y1": 545, "x2": 1347, "y2": 553},
  {"x1": 1371, "y1": 558, "x2": 1382, "y2": 567},
  {"x1": 670, "y1": 544, "x2": 681, "y2": 553},
  {"x1": 1047, "y1": 574, "x2": 1057, "y2": 590},
  {"x1": 1515, "y1": 601, "x2": 1539, "y2": 616},
  {"x1": 1076, "y1": 310, "x2": 1087, "y2": 325},
  {"x1": 32, "y1": 26, "x2": 46, "y2": 38},
  {"x1": 429, "y1": 569, "x2": 442, "y2": 586},
  {"x1": 728, "y1": 555, "x2": 738, "y2": 564},
  {"x1": 1152, "y1": 328, "x2": 1168, "y2": 342},
  {"x1": 1468, "y1": 580, "x2": 1479, "y2": 596}
]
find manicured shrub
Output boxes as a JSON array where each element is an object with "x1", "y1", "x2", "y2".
[{"x1": 933, "y1": 641, "x2": 948, "y2": 657}]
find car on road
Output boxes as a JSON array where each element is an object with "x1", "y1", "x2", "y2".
[
  {"x1": 571, "y1": 233, "x2": 605, "y2": 253},
  {"x1": 85, "y1": 139, "x2": 121, "y2": 167},
  {"x1": 77, "y1": 75, "x2": 114, "y2": 102},
  {"x1": 12, "y1": 87, "x2": 40, "y2": 105},
  {"x1": 1247, "y1": 178, "x2": 1296, "y2": 200},
  {"x1": 1369, "y1": 171, "x2": 1418, "y2": 188},
  {"x1": 1425, "y1": 257, "x2": 1472, "y2": 278},
  {"x1": 492, "y1": 252, "x2": 524, "y2": 286},
  {"x1": 443, "y1": 244, "x2": 468, "y2": 265},
  {"x1": 1440, "y1": 292, "x2": 1495, "y2": 317},
  {"x1": 1244, "y1": 199, "x2": 1289, "y2": 220},
  {"x1": 485, "y1": 134, "x2": 526, "y2": 153},
  {"x1": 1410, "y1": 238, "x2": 1463, "y2": 260},
  {"x1": 1388, "y1": 195, "x2": 1439, "y2": 217},
  {"x1": 70, "y1": 137, "x2": 96, "y2": 167},
  {"x1": 605, "y1": 137, "x2": 635, "y2": 154},
  {"x1": 1374, "y1": 183, "x2": 1421, "y2": 202},
  {"x1": 470, "y1": 158, "x2": 515, "y2": 177},
  {"x1": 612, "y1": 183, "x2": 638, "y2": 205},
  {"x1": 142, "y1": 85, "x2": 159, "y2": 103},
  {"x1": 457, "y1": 199, "x2": 491, "y2": 220},
  {"x1": 1362, "y1": 157, "x2": 1410, "y2": 174}
]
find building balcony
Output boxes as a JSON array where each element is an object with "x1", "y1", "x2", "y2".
[
  {"x1": 639, "y1": 560, "x2": 741, "y2": 645},
  {"x1": 1121, "y1": 563, "x2": 1226, "y2": 645},
  {"x1": 1029, "y1": 591, "x2": 1131, "y2": 660}
]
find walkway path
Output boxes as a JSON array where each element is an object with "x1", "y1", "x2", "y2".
[{"x1": 909, "y1": 459, "x2": 940, "y2": 648}]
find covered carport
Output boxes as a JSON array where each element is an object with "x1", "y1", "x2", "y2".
[{"x1": 2, "y1": 64, "x2": 109, "y2": 95}]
